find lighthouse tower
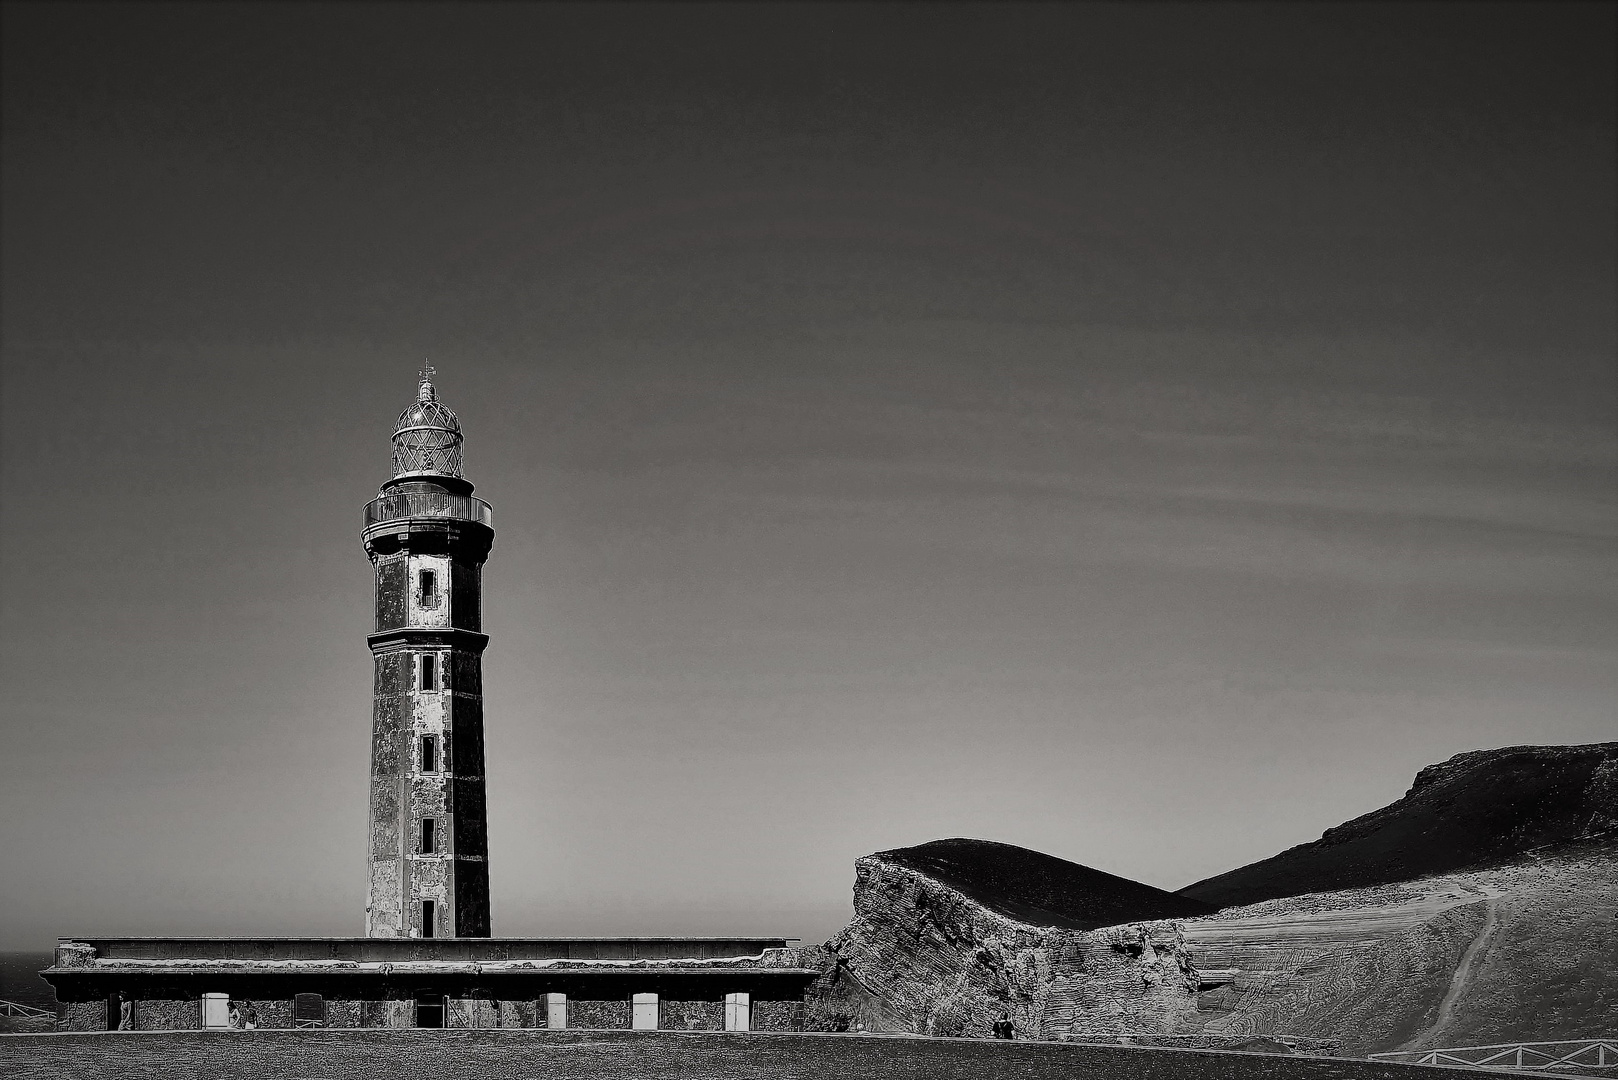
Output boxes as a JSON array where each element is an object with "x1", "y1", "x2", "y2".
[{"x1": 362, "y1": 368, "x2": 494, "y2": 938}]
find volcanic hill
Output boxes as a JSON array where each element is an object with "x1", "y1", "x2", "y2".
[
  {"x1": 874, "y1": 838, "x2": 1215, "y2": 930},
  {"x1": 819, "y1": 744, "x2": 1618, "y2": 1052},
  {"x1": 1180, "y1": 742, "x2": 1618, "y2": 909},
  {"x1": 1173, "y1": 742, "x2": 1618, "y2": 1055}
]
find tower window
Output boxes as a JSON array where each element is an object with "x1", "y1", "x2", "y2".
[
  {"x1": 420, "y1": 734, "x2": 438, "y2": 773},
  {"x1": 421, "y1": 818, "x2": 437, "y2": 854},
  {"x1": 418, "y1": 569, "x2": 437, "y2": 606},
  {"x1": 420, "y1": 653, "x2": 437, "y2": 691},
  {"x1": 421, "y1": 900, "x2": 436, "y2": 940}
]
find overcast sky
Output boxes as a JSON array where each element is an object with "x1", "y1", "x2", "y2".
[{"x1": 2, "y1": 3, "x2": 1613, "y2": 950}]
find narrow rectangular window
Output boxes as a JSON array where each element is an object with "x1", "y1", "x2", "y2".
[
  {"x1": 201, "y1": 993, "x2": 231, "y2": 1029},
  {"x1": 419, "y1": 569, "x2": 437, "y2": 606},
  {"x1": 421, "y1": 818, "x2": 436, "y2": 854},
  {"x1": 420, "y1": 735, "x2": 437, "y2": 773},
  {"x1": 421, "y1": 899, "x2": 436, "y2": 939},
  {"x1": 631, "y1": 992, "x2": 658, "y2": 1030},
  {"x1": 420, "y1": 653, "x2": 437, "y2": 691},
  {"x1": 545, "y1": 992, "x2": 567, "y2": 1030},
  {"x1": 724, "y1": 992, "x2": 750, "y2": 1032}
]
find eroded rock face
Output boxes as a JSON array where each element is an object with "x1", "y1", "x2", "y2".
[{"x1": 825, "y1": 854, "x2": 1199, "y2": 1039}]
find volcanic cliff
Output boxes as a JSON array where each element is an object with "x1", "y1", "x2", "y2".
[
  {"x1": 814, "y1": 744, "x2": 1618, "y2": 1053},
  {"x1": 818, "y1": 839, "x2": 1215, "y2": 1039}
]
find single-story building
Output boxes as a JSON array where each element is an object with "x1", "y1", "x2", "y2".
[{"x1": 45, "y1": 937, "x2": 823, "y2": 1032}]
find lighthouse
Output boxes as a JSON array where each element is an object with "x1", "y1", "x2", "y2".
[
  {"x1": 361, "y1": 368, "x2": 495, "y2": 938},
  {"x1": 43, "y1": 366, "x2": 817, "y2": 1029}
]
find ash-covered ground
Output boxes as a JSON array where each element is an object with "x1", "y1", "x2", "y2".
[{"x1": 0, "y1": 1029, "x2": 1468, "y2": 1080}]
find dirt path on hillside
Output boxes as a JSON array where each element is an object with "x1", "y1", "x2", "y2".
[{"x1": 1400, "y1": 897, "x2": 1499, "y2": 1052}]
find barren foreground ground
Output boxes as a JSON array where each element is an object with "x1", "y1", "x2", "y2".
[{"x1": 2, "y1": 1030, "x2": 1463, "y2": 1080}]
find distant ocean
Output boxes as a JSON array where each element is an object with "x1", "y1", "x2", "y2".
[{"x1": 0, "y1": 953, "x2": 57, "y2": 1009}]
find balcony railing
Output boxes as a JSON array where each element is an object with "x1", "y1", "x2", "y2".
[{"x1": 363, "y1": 492, "x2": 493, "y2": 531}]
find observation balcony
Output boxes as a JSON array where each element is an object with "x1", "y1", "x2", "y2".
[{"x1": 363, "y1": 490, "x2": 493, "y2": 534}]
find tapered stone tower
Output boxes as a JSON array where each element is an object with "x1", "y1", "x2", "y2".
[{"x1": 362, "y1": 368, "x2": 494, "y2": 938}]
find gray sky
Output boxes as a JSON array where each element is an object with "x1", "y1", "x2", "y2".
[{"x1": 2, "y1": 3, "x2": 1613, "y2": 950}]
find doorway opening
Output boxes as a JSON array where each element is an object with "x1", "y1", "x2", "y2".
[{"x1": 415, "y1": 993, "x2": 444, "y2": 1028}]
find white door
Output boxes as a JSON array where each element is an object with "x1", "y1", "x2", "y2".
[
  {"x1": 631, "y1": 992, "x2": 658, "y2": 1030},
  {"x1": 545, "y1": 992, "x2": 567, "y2": 1030},
  {"x1": 201, "y1": 994, "x2": 231, "y2": 1030},
  {"x1": 724, "y1": 992, "x2": 750, "y2": 1032}
]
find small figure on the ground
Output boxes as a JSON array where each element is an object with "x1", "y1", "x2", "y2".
[
  {"x1": 992, "y1": 1011, "x2": 1015, "y2": 1040},
  {"x1": 228, "y1": 1001, "x2": 242, "y2": 1029}
]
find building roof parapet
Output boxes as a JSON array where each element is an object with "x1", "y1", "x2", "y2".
[
  {"x1": 45, "y1": 961, "x2": 820, "y2": 977},
  {"x1": 56, "y1": 937, "x2": 798, "y2": 963}
]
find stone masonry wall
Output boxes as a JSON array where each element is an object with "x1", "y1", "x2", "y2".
[
  {"x1": 751, "y1": 1000, "x2": 804, "y2": 1032},
  {"x1": 59, "y1": 1001, "x2": 104, "y2": 1031},
  {"x1": 497, "y1": 1000, "x2": 540, "y2": 1028},
  {"x1": 448, "y1": 997, "x2": 498, "y2": 1028},
  {"x1": 660, "y1": 1000, "x2": 722, "y2": 1030},
  {"x1": 326, "y1": 1000, "x2": 362, "y2": 1028},
  {"x1": 358, "y1": 999, "x2": 414, "y2": 1028},
  {"x1": 240, "y1": 1000, "x2": 293, "y2": 1029},
  {"x1": 568, "y1": 1000, "x2": 631, "y2": 1029},
  {"x1": 134, "y1": 999, "x2": 197, "y2": 1030}
]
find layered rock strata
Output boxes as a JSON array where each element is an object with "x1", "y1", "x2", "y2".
[{"x1": 824, "y1": 848, "x2": 1203, "y2": 1039}]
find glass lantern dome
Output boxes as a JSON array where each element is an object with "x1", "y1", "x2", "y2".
[{"x1": 391, "y1": 366, "x2": 463, "y2": 479}]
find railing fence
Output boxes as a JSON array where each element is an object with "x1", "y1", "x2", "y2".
[{"x1": 1370, "y1": 1039, "x2": 1617, "y2": 1071}]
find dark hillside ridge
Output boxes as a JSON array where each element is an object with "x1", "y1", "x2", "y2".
[
  {"x1": 872, "y1": 838, "x2": 1216, "y2": 931},
  {"x1": 1180, "y1": 742, "x2": 1618, "y2": 909}
]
